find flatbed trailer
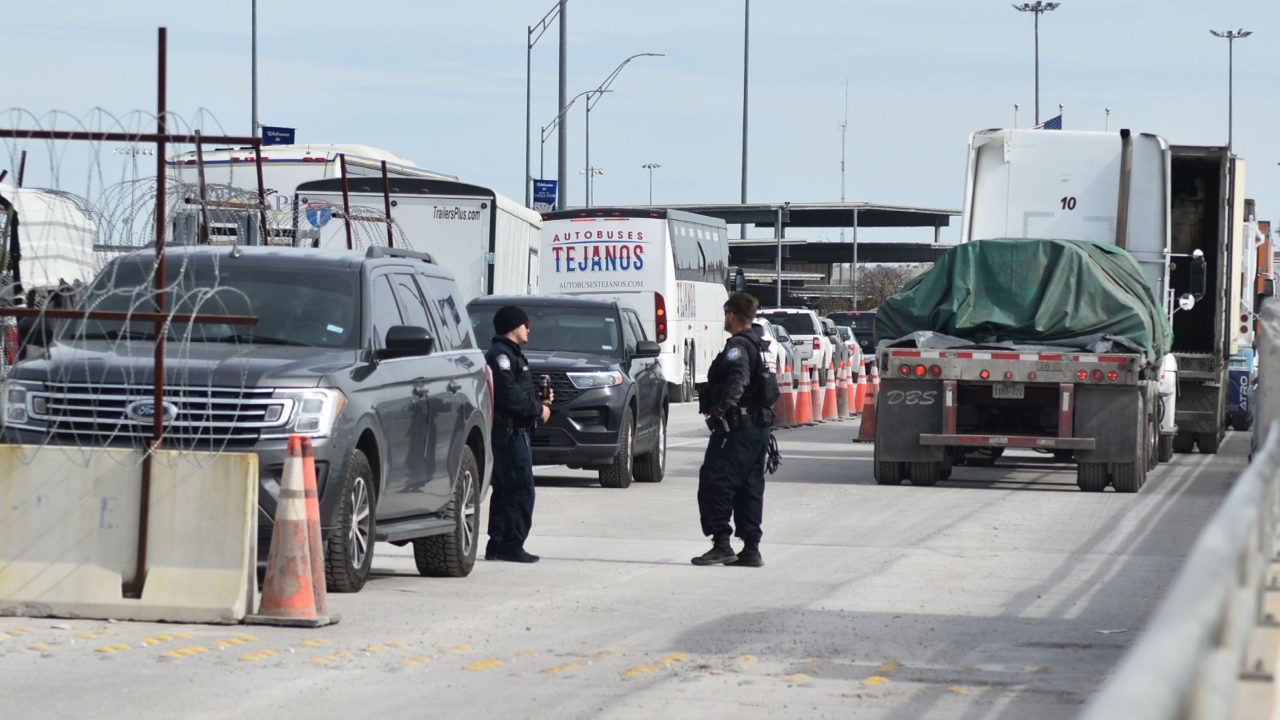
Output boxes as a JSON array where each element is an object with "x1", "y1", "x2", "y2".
[{"x1": 874, "y1": 346, "x2": 1161, "y2": 492}]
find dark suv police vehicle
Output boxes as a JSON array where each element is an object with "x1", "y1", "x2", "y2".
[
  {"x1": 467, "y1": 295, "x2": 666, "y2": 489},
  {"x1": 1, "y1": 245, "x2": 492, "y2": 593}
]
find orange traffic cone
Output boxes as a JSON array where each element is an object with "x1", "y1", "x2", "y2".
[
  {"x1": 822, "y1": 362, "x2": 840, "y2": 421},
  {"x1": 854, "y1": 361, "x2": 868, "y2": 414},
  {"x1": 845, "y1": 357, "x2": 858, "y2": 414},
  {"x1": 794, "y1": 362, "x2": 814, "y2": 426},
  {"x1": 810, "y1": 363, "x2": 824, "y2": 423},
  {"x1": 857, "y1": 376, "x2": 878, "y2": 443},
  {"x1": 836, "y1": 360, "x2": 851, "y2": 419},
  {"x1": 773, "y1": 363, "x2": 792, "y2": 428},
  {"x1": 247, "y1": 436, "x2": 339, "y2": 628}
]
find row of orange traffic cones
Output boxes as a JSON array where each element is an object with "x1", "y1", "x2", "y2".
[{"x1": 773, "y1": 358, "x2": 878, "y2": 429}]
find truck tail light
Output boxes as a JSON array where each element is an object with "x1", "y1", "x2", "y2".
[
  {"x1": 1, "y1": 324, "x2": 18, "y2": 365},
  {"x1": 898, "y1": 364, "x2": 911, "y2": 377},
  {"x1": 929, "y1": 365, "x2": 942, "y2": 377},
  {"x1": 1004, "y1": 371, "x2": 1014, "y2": 380},
  {"x1": 979, "y1": 369, "x2": 991, "y2": 380},
  {"x1": 1091, "y1": 369, "x2": 1104, "y2": 382},
  {"x1": 913, "y1": 364, "x2": 927, "y2": 377},
  {"x1": 655, "y1": 293, "x2": 668, "y2": 343},
  {"x1": 1077, "y1": 369, "x2": 1088, "y2": 381},
  {"x1": 1106, "y1": 370, "x2": 1119, "y2": 382}
]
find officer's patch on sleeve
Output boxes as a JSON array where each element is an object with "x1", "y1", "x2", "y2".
[
  {"x1": 727, "y1": 347, "x2": 743, "y2": 360},
  {"x1": 497, "y1": 354, "x2": 511, "y2": 370}
]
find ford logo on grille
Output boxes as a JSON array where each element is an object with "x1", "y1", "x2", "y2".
[{"x1": 125, "y1": 399, "x2": 179, "y2": 424}]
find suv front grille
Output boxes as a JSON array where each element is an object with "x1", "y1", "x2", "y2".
[
  {"x1": 29, "y1": 382, "x2": 287, "y2": 448},
  {"x1": 541, "y1": 372, "x2": 583, "y2": 405}
]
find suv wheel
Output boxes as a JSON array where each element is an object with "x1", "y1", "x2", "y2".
[
  {"x1": 599, "y1": 412, "x2": 635, "y2": 489},
  {"x1": 635, "y1": 412, "x2": 666, "y2": 483},
  {"x1": 326, "y1": 449, "x2": 376, "y2": 593},
  {"x1": 413, "y1": 446, "x2": 481, "y2": 578}
]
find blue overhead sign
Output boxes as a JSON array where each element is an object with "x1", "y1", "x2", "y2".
[
  {"x1": 261, "y1": 126, "x2": 296, "y2": 146},
  {"x1": 532, "y1": 179, "x2": 558, "y2": 212}
]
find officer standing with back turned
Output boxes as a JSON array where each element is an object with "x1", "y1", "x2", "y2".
[
  {"x1": 692, "y1": 292, "x2": 776, "y2": 568},
  {"x1": 485, "y1": 305, "x2": 552, "y2": 563}
]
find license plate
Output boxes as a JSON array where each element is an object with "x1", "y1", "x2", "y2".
[{"x1": 992, "y1": 383, "x2": 1025, "y2": 399}]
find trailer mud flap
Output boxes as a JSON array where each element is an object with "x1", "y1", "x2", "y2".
[
  {"x1": 1176, "y1": 382, "x2": 1225, "y2": 434},
  {"x1": 875, "y1": 379, "x2": 944, "y2": 462},
  {"x1": 1075, "y1": 385, "x2": 1142, "y2": 463}
]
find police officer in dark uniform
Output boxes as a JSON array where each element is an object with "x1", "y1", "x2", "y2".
[
  {"x1": 485, "y1": 305, "x2": 552, "y2": 563},
  {"x1": 692, "y1": 292, "x2": 774, "y2": 568}
]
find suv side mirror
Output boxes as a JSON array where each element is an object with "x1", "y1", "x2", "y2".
[
  {"x1": 379, "y1": 325, "x2": 435, "y2": 359},
  {"x1": 634, "y1": 340, "x2": 662, "y2": 359},
  {"x1": 1189, "y1": 249, "x2": 1207, "y2": 300}
]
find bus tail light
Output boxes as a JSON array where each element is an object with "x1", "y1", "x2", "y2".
[{"x1": 655, "y1": 293, "x2": 668, "y2": 343}]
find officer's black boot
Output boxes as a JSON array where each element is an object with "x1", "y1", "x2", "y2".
[
  {"x1": 728, "y1": 541, "x2": 763, "y2": 568},
  {"x1": 691, "y1": 535, "x2": 737, "y2": 566}
]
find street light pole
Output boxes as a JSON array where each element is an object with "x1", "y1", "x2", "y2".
[
  {"x1": 251, "y1": 0, "x2": 258, "y2": 136},
  {"x1": 525, "y1": 2, "x2": 562, "y2": 207},
  {"x1": 1211, "y1": 28, "x2": 1252, "y2": 153},
  {"x1": 584, "y1": 52, "x2": 664, "y2": 208},
  {"x1": 642, "y1": 162, "x2": 660, "y2": 204},
  {"x1": 1012, "y1": 2, "x2": 1060, "y2": 125},
  {"x1": 540, "y1": 89, "x2": 598, "y2": 194}
]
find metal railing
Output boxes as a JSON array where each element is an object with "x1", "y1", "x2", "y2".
[{"x1": 1081, "y1": 421, "x2": 1280, "y2": 719}]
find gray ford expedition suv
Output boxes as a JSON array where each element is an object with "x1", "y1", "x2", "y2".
[{"x1": 1, "y1": 245, "x2": 492, "y2": 592}]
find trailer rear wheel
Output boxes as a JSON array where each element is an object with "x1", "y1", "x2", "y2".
[
  {"x1": 873, "y1": 443, "x2": 904, "y2": 485},
  {"x1": 1158, "y1": 434, "x2": 1174, "y2": 463},
  {"x1": 1076, "y1": 462, "x2": 1108, "y2": 492},
  {"x1": 1113, "y1": 458, "x2": 1146, "y2": 493},
  {"x1": 909, "y1": 461, "x2": 942, "y2": 487},
  {"x1": 1195, "y1": 431, "x2": 1221, "y2": 454},
  {"x1": 1172, "y1": 432, "x2": 1195, "y2": 454}
]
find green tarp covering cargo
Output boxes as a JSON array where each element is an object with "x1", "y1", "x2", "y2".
[{"x1": 874, "y1": 238, "x2": 1172, "y2": 366}]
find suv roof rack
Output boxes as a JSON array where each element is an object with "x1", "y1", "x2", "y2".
[{"x1": 365, "y1": 246, "x2": 435, "y2": 264}]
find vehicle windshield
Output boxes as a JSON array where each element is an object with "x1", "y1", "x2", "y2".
[
  {"x1": 468, "y1": 304, "x2": 622, "y2": 357},
  {"x1": 831, "y1": 312, "x2": 877, "y2": 333},
  {"x1": 759, "y1": 312, "x2": 817, "y2": 336},
  {"x1": 64, "y1": 256, "x2": 361, "y2": 349}
]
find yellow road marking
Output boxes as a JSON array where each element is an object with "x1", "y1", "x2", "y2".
[
  {"x1": 241, "y1": 650, "x2": 278, "y2": 662},
  {"x1": 446, "y1": 643, "x2": 472, "y2": 654},
  {"x1": 9, "y1": 627, "x2": 31, "y2": 636},
  {"x1": 365, "y1": 642, "x2": 403, "y2": 654},
  {"x1": 311, "y1": 651, "x2": 356, "y2": 666},
  {"x1": 464, "y1": 659, "x2": 504, "y2": 671},
  {"x1": 517, "y1": 650, "x2": 538, "y2": 657},
  {"x1": 28, "y1": 643, "x2": 50, "y2": 652},
  {"x1": 658, "y1": 653, "x2": 687, "y2": 665},
  {"x1": 784, "y1": 673, "x2": 811, "y2": 683},
  {"x1": 175, "y1": 632, "x2": 193, "y2": 639},
  {"x1": 879, "y1": 660, "x2": 901, "y2": 673},
  {"x1": 210, "y1": 636, "x2": 257, "y2": 650},
  {"x1": 948, "y1": 686, "x2": 969, "y2": 694},
  {"x1": 301, "y1": 639, "x2": 330, "y2": 648},
  {"x1": 738, "y1": 655, "x2": 758, "y2": 666},
  {"x1": 543, "y1": 662, "x2": 583, "y2": 675},
  {"x1": 163, "y1": 646, "x2": 210, "y2": 659},
  {"x1": 595, "y1": 651, "x2": 615, "y2": 659},
  {"x1": 75, "y1": 629, "x2": 110, "y2": 640},
  {"x1": 401, "y1": 655, "x2": 431, "y2": 666},
  {"x1": 95, "y1": 644, "x2": 131, "y2": 654},
  {"x1": 863, "y1": 675, "x2": 888, "y2": 686},
  {"x1": 623, "y1": 665, "x2": 659, "y2": 677}
]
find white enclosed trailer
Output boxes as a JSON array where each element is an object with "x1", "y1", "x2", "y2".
[{"x1": 293, "y1": 177, "x2": 540, "y2": 303}]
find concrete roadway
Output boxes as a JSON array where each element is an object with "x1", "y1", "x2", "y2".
[{"x1": 0, "y1": 404, "x2": 1247, "y2": 719}]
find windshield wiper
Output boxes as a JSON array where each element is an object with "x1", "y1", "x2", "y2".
[
  {"x1": 72, "y1": 329, "x2": 156, "y2": 341},
  {"x1": 213, "y1": 333, "x2": 311, "y2": 347}
]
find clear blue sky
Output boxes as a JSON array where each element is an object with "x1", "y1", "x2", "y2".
[{"x1": 3, "y1": 0, "x2": 1277, "y2": 243}]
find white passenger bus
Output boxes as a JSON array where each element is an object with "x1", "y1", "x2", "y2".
[
  {"x1": 166, "y1": 144, "x2": 455, "y2": 245},
  {"x1": 539, "y1": 208, "x2": 730, "y2": 402}
]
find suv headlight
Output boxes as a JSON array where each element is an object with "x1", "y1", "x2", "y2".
[
  {"x1": 566, "y1": 371, "x2": 624, "y2": 390},
  {"x1": 268, "y1": 388, "x2": 346, "y2": 438}
]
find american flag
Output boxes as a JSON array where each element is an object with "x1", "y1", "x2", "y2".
[{"x1": 1033, "y1": 114, "x2": 1063, "y2": 130}]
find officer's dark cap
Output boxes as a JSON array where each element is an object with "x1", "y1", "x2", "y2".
[
  {"x1": 724, "y1": 293, "x2": 758, "y2": 322},
  {"x1": 494, "y1": 305, "x2": 530, "y2": 335}
]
